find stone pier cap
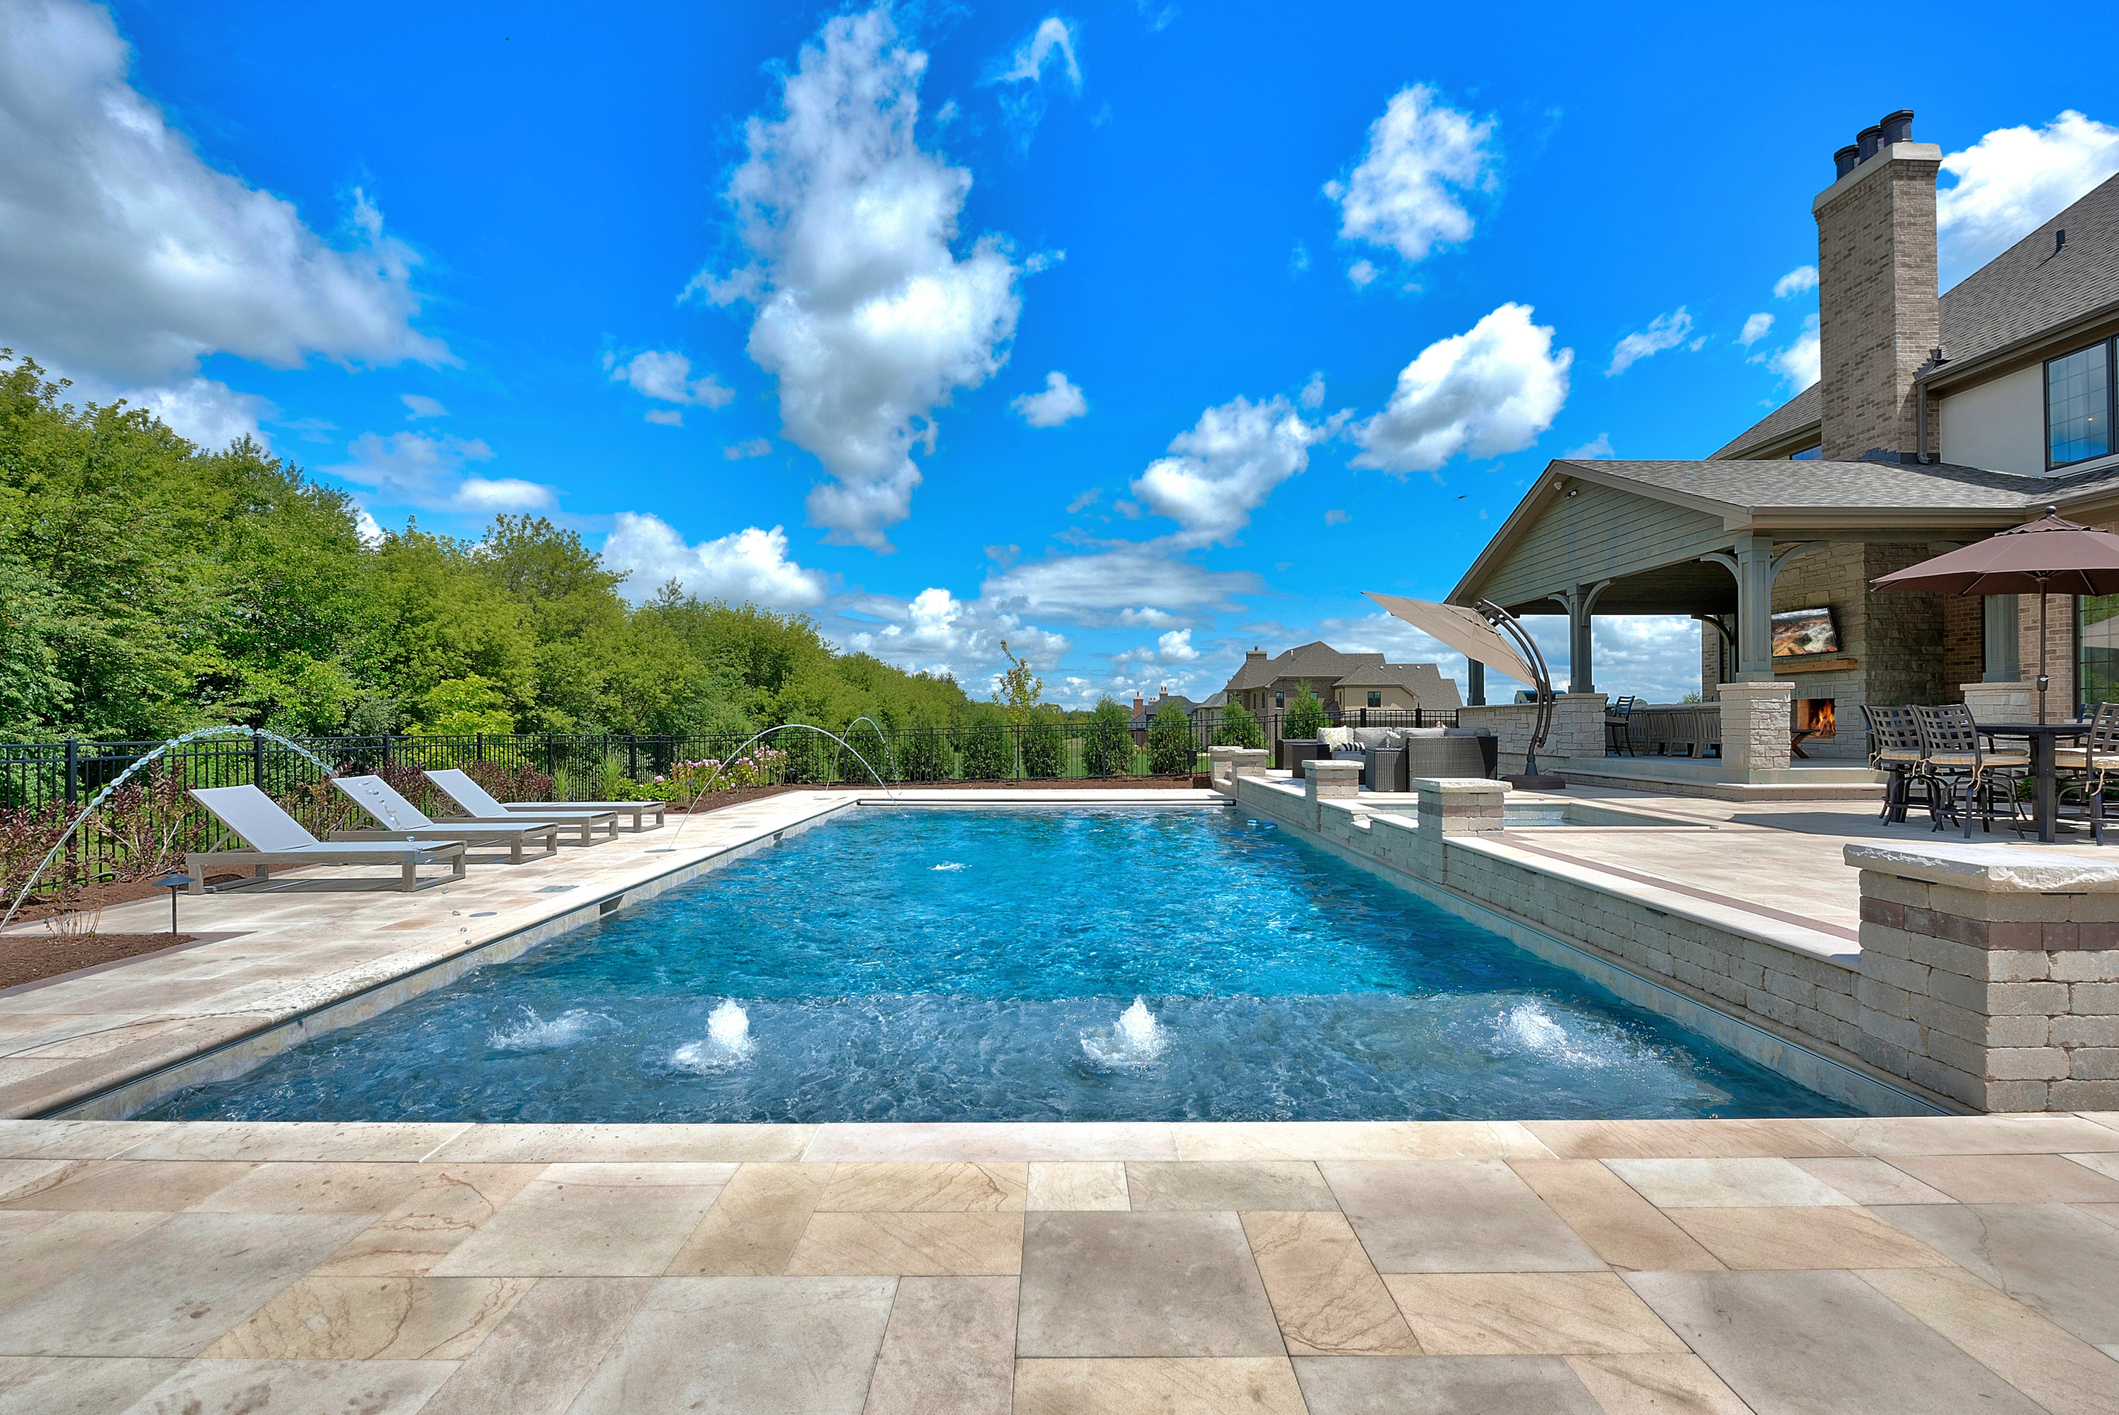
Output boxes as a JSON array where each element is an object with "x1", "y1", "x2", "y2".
[{"x1": 1845, "y1": 841, "x2": 2119, "y2": 895}]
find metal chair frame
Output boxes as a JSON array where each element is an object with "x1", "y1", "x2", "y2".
[
  {"x1": 1863, "y1": 704, "x2": 1931, "y2": 824},
  {"x1": 2055, "y1": 701, "x2": 2119, "y2": 846},
  {"x1": 1912, "y1": 704, "x2": 2030, "y2": 838}
]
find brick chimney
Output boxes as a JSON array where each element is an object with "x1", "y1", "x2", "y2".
[
  {"x1": 1813, "y1": 108, "x2": 1941, "y2": 462},
  {"x1": 1245, "y1": 647, "x2": 1267, "y2": 667},
  {"x1": 1132, "y1": 692, "x2": 1144, "y2": 715}
]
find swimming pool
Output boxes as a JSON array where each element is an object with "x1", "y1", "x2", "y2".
[{"x1": 143, "y1": 807, "x2": 1860, "y2": 1123}]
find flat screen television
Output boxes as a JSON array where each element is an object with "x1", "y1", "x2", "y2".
[{"x1": 1771, "y1": 606, "x2": 1840, "y2": 657}]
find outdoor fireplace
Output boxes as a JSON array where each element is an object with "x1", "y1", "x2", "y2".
[{"x1": 1796, "y1": 698, "x2": 1836, "y2": 737}]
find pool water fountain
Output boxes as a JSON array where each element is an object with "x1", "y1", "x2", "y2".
[
  {"x1": 670, "y1": 999, "x2": 755, "y2": 1070},
  {"x1": 1081, "y1": 996, "x2": 1169, "y2": 1067},
  {"x1": 647, "y1": 720, "x2": 904, "y2": 852}
]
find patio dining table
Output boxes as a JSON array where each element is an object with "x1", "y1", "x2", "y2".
[{"x1": 1978, "y1": 721, "x2": 2089, "y2": 843}]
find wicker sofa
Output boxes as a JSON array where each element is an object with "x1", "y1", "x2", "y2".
[{"x1": 1324, "y1": 726, "x2": 1493, "y2": 792}]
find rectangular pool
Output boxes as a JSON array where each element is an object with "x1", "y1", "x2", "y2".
[{"x1": 143, "y1": 807, "x2": 1861, "y2": 1122}]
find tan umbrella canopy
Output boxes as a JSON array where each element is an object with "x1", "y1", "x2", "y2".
[
  {"x1": 1872, "y1": 507, "x2": 2119, "y2": 722},
  {"x1": 1363, "y1": 592, "x2": 1539, "y2": 688}
]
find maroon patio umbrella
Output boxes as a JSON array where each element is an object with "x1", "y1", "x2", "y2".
[{"x1": 1873, "y1": 507, "x2": 2119, "y2": 723}]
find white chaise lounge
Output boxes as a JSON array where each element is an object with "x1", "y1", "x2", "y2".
[
  {"x1": 186, "y1": 785, "x2": 466, "y2": 895},
  {"x1": 422, "y1": 769, "x2": 623, "y2": 841},
  {"x1": 426, "y1": 768, "x2": 666, "y2": 832},
  {"x1": 331, "y1": 775, "x2": 563, "y2": 863}
]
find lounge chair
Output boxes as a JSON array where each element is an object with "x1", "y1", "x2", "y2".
[
  {"x1": 426, "y1": 768, "x2": 667, "y2": 832},
  {"x1": 423, "y1": 769, "x2": 625, "y2": 839},
  {"x1": 331, "y1": 775, "x2": 563, "y2": 863},
  {"x1": 186, "y1": 786, "x2": 466, "y2": 895}
]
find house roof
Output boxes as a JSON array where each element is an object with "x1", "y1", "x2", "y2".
[
  {"x1": 1714, "y1": 172, "x2": 2119, "y2": 459},
  {"x1": 1224, "y1": 642, "x2": 1385, "y2": 691},
  {"x1": 1332, "y1": 662, "x2": 1464, "y2": 707}
]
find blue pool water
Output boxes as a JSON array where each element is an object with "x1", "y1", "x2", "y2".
[{"x1": 144, "y1": 808, "x2": 1859, "y2": 1122}]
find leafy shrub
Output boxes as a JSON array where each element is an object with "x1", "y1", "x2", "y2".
[
  {"x1": 0, "y1": 800, "x2": 78, "y2": 897},
  {"x1": 1083, "y1": 698, "x2": 1134, "y2": 777},
  {"x1": 895, "y1": 722, "x2": 947, "y2": 782},
  {"x1": 278, "y1": 777, "x2": 364, "y2": 838},
  {"x1": 1212, "y1": 700, "x2": 1264, "y2": 749},
  {"x1": 1284, "y1": 683, "x2": 1328, "y2": 740},
  {"x1": 1148, "y1": 700, "x2": 1196, "y2": 776},
  {"x1": 463, "y1": 758, "x2": 554, "y2": 803},
  {"x1": 1019, "y1": 709, "x2": 1063, "y2": 779},
  {"x1": 93, "y1": 769, "x2": 203, "y2": 881},
  {"x1": 421, "y1": 675, "x2": 517, "y2": 736},
  {"x1": 956, "y1": 715, "x2": 1012, "y2": 781}
]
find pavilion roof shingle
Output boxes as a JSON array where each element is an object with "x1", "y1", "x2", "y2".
[{"x1": 1558, "y1": 457, "x2": 2084, "y2": 514}]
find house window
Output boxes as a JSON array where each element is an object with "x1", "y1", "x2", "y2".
[
  {"x1": 1366, "y1": 690, "x2": 1382, "y2": 707},
  {"x1": 2047, "y1": 339, "x2": 2113, "y2": 469},
  {"x1": 1275, "y1": 691, "x2": 1284, "y2": 710},
  {"x1": 1788, "y1": 444, "x2": 1822, "y2": 460},
  {"x1": 1983, "y1": 595, "x2": 2019, "y2": 683},
  {"x1": 2083, "y1": 596, "x2": 2119, "y2": 710}
]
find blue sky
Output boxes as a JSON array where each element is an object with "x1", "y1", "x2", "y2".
[{"x1": 5, "y1": 1, "x2": 2117, "y2": 705}]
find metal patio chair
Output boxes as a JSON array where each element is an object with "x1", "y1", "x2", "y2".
[
  {"x1": 1862, "y1": 704, "x2": 1929, "y2": 824},
  {"x1": 2055, "y1": 701, "x2": 2119, "y2": 846},
  {"x1": 1912, "y1": 703, "x2": 2030, "y2": 838},
  {"x1": 1605, "y1": 695, "x2": 1638, "y2": 756}
]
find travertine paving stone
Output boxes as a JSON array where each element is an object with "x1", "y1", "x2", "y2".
[
  {"x1": 310, "y1": 1164, "x2": 547, "y2": 1276},
  {"x1": 0, "y1": 1211, "x2": 168, "y2": 1312},
  {"x1": 1875, "y1": 1201, "x2": 2119, "y2": 1347},
  {"x1": 1789, "y1": 1156, "x2": 1956, "y2": 1205},
  {"x1": 1525, "y1": 1118, "x2": 1858, "y2": 1159},
  {"x1": 1664, "y1": 1205, "x2": 1954, "y2": 1269},
  {"x1": 0, "y1": 1355, "x2": 177, "y2": 1415},
  {"x1": 666, "y1": 1162, "x2": 828, "y2": 1277},
  {"x1": 567, "y1": 1276, "x2": 895, "y2": 1415},
  {"x1": 1507, "y1": 1160, "x2": 1723, "y2": 1271},
  {"x1": 1628, "y1": 1269, "x2": 2049, "y2": 1414},
  {"x1": 1292, "y1": 1354, "x2": 1605, "y2": 1415},
  {"x1": 1857, "y1": 1266, "x2": 2119, "y2": 1415},
  {"x1": 0, "y1": 1159, "x2": 255, "y2": 1211},
  {"x1": 818, "y1": 1161, "x2": 1027, "y2": 1211},
  {"x1": 201, "y1": 1274, "x2": 532, "y2": 1360},
  {"x1": 1602, "y1": 1156, "x2": 1856, "y2": 1208},
  {"x1": 1321, "y1": 1160, "x2": 1606, "y2": 1272},
  {"x1": 1561, "y1": 1352, "x2": 1754, "y2": 1415},
  {"x1": 1382, "y1": 1272, "x2": 1689, "y2": 1356},
  {"x1": 183, "y1": 1159, "x2": 435, "y2": 1214},
  {"x1": 417, "y1": 1276, "x2": 654, "y2": 1415},
  {"x1": 0, "y1": 1210, "x2": 374, "y2": 1356},
  {"x1": 861, "y1": 1276, "x2": 1017, "y2": 1415},
  {"x1": 1026, "y1": 1161, "x2": 1128, "y2": 1211},
  {"x1": 428, "y1": 1172, "x2": 725, "y2": 1277},
  {"x1": 1885, "y1": 1151, "x2": 2119, "y2": 1203},
  {"x1": 1125, "y1": 1160, "x2": 1337, "y2": 1211},
  {"x1": 1239, "y1": 1210, "x2": 1419, "y2": 1357},
  {"x1": 1016, "y1": 1211, "x2": 1283, "y2": 1358},
  {"x1": 1013, "y1": 1357, "x2": 1306, "y2": 1414},
  {"x1": 117, "y1": 1357, "x2": 456, "y2": 1414},
  {"x1": 783, "y1": 1212, "x2": 1024, "y2": 1276}
]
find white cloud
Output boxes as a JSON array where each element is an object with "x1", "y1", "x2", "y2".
[
  {"x1": 1325, "y1": 84, "x2": 1497, "y2": 267},
  {"x1": 330, "y1": 431, "x2": 555, "y2": 513},
  {"x1": 1289, "y1": 242, "x2": 1310, "y2": 273},
  {"x1": 0, "y1": 0, "x2": 446, "y2": 386},
  {"x1": 1738, "y1": 313, "x2": 1774, "y2": 347},
  {"x1": 1773, "y1": 265, "x2": 1818, "y2": 299},
  {"x1": 401, "y1": 393, "x2": 448, "y2": 419},
  {"x1": 1299, "y1": 373, "x2": 1326, "y2": 410},
  {"x1": 1350, "y1": 303, "x2": 1571, "y2": 474},
  {"x1": 979, "y1": 544, "x2": 1262, "y2": 628},
  {"x1": 1562, "y1": 432, "x2": 1613, "y2": 460},
  {"x1": 1130, "y1": 394, "x2": 1343, "y2": 547},
  {"x1": 1324, "y1": 508, "x2": 1352, "y2": 525},
  {"x1": 1938, "y1": 111, "x2": 2119, "y2": 286},
  {"x1": 1157, "y1": 628, "x2": 1199, "y2": 662},
  {"x1": 353, "y1": 507, "x2": 385, "y2": 547},
  {"x1": 690, "y1": 7, "x2": 1024, "y2": 551},
  {"x1": 645, "y1": 409, "x2": 684, "y2": 427},
  {"x1": 1066, "y1": 488, "x2": 1099, "y2": 513},
  {"x1": 606, "y1": 350, "x2": 733, "y2": 407},
  {"x1": 724, "y1": 437, "x2": 772, "y2": 460},
  {"x1": 1765, "y1": 312, "x2": 1821, "y2": 390},
  {"x1": 135, "y1": 377, "x2": 273, "y2": 448},
  {"x1": 1012, "y1": 370, "x2": 1087, "y2": 427},
  {"x1": 985, "y1": 16, "x2": 1080, "y2": 87},
  {"x1": 1606, "y1": 308, "x2": 1693, "y2": 377},
  {"x1": 1346, "y1": 258, "x2": 1379, "y2": 289},
  {"x1": 835, "y1": 585, "x2": 1070, "y2": 687},
  {"x1": 602, "y1": 514, "x2": 829, "y2": 609}
]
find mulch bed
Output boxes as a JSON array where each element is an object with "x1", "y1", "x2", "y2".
[{"x1": 0, "y1": 932, "x2": 199, "y2": 993}]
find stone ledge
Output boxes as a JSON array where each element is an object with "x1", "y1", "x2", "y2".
[{"x1": 1846, "y1": 841, "x2": 2119, "y2": 893}]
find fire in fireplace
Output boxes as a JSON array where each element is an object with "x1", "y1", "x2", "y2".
[{"x1": 1796, "y1": 698, "x2": 1836, "y2": 737}]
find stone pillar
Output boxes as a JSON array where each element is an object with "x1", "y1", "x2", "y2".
[
  {"x1": 1848, "y1": 841, "x2": 2119, "y2": 1111},
  {"x1": 1548, "y1": 693, "x2": 1610, "y2": 762},
  {"x1": 1413, "y1": 776, "x2": 1508, "y2": 876},
  {"x1": 1209, "y1": 746, "x2": 1270, "y2": 794},
  {"x1": 1303, "y1": 758, "x2": 1361, "y2": 802},
  {"x1": 1719, "y1": 680, "x2": 1794, "y2": 775},
  {"x1": 1960, "y1": 681, "x2": 2032, "y2": 726}
]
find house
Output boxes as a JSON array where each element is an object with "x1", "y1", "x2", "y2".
[
  {"x1": 1219, "y1": 642, "x2": 1463, "y2": 718},
  {"x1": 1450, "y1": 110, "x2": 2119, "y2": 760},
  {"x1": 1127, "y1": 687, "x2": 1226, "y2": 743}
]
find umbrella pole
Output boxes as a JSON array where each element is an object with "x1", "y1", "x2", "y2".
[{"x1": 2038, "y1": 589, "x2": 2049, "y2": 725}]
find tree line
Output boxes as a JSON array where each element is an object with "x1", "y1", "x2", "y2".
[{"x1": 0, "y1": 352, "x2": 981, "y2": 743}]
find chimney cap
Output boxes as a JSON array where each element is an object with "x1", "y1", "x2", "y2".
[
  {"x1": 1877, "y1": 109, "x2": 1915, "y2": 145},
  {"x1": 1856, "y1": 124, "x2": 1884, "y2": 162},
  {"x1": 1833, "y1": 144, "x2": 1860, "y2": 179}
]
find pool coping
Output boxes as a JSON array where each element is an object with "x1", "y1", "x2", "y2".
[{"x1": 31, "y1": 786, "x2": 1924, "y2": 1123}]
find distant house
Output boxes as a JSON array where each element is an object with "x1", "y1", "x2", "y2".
[
  {"x1": 1220, "y1": 642, "x2": 1462, "y2": 718},
  {"x1": 1128, "y1": 687, "x2": 1228, "y2": 744}
]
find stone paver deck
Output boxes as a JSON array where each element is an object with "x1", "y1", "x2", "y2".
[{"x1": 0, "y1": 1116, "x2": 2115, "y2": 1412}]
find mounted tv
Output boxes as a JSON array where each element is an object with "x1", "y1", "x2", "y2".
[{"x1": 1771, "y1": 606, "x2": 1840, "y2": 658}]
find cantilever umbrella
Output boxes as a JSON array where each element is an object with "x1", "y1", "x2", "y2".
[
  {"x1": 1363, "y1": 592, "x2": 1540, "y2": 689},
  {"x1": 1872, "y1": 507, "x2": 2119, "y2": 723}
]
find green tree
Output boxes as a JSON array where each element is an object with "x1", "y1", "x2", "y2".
[
  {"x1": 1284, "y1": 682, "x2": 1328, "y2": 739},
  {"x1": 956, "y1": 704, "x2": 1011, "y2": 780},
  {"x1": 1019, "y1": 707, "x2": 1063, "y2": 778},
  {"x1": 1211, "y1": 699, "x2": 1264, "y2": 749},
  {"x1": 422, "y1": 676, "x2": 517, "y2": 735},
  {"x1": 996, "y1": 639, "x2": 1042, "y2": 721},
  {"x1": 1148, "y1": 699, "x2": 1196, "y2": 776}
]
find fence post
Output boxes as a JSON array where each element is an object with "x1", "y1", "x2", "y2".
[
  {"x1": 64, "y1": 738, "x2": 78, "y2": 804},
  {"x1": 476, "y1": 733, "x2": 484, "y2": 764},
  {"x1": 1416, "y1": 708, "x2": 1425, "y2": 729},
  {"x1": 627, "y1": 733, "x2": 638, "y2": 780},
  {"x1": 252, "y1": 728, "x2": 266, "y2": 792}
]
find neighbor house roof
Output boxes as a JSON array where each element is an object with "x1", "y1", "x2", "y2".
[
  {"x1": 1714, "y1": 172, "x2": 2119, "y2": 460},
  {"x1": 1224, "y1": 642, "x2": 1386, "y2": 691},
  {"x1": 1331, "y1": 662, "x2": 1465, "y2": 708}
]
